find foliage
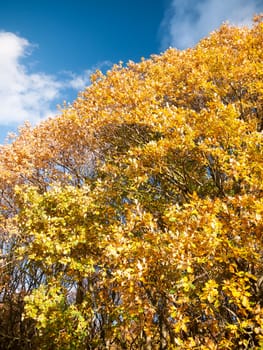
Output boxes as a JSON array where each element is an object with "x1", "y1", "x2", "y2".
[{"x1": 0, "y1": 15, "x2": 263, "y2": 349}]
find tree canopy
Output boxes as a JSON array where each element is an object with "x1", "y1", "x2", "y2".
[{"x1": 0, "y1": 15, "x2": 263, "y2": 349}]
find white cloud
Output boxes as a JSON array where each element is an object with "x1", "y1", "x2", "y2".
[
  {"x1": 0, "y1": 31, "x2": 62, "y2": 124},
  {"x1": 161, "y1": 0, "x2": 262, "y2": 49},
  {"x1": 66, "y1": 70, "x2": 94, "y2": 90},
  {"x1": 0, "y1": 31, "x2": 106, "y2": 126},
  {"x1": 65, "y1": 60, "x2": 112, "y2": 91}
]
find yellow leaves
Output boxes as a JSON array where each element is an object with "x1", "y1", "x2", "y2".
[
  {"x1": 13, "y1": 184, "x2": 106, "y2": 275},
  {"x1": 222, "y1": 276, "x2": 253, "y2": 313},
  {"x1": 241, "y1": 295, "x2": 250, "y2": 309},
  {"x1": 1, "y1": 16, "x2": 263, "y2": 350},
  {"x1": 201, "y1": 279, "x2": 219, "y2": 306},
  {"x1": 176, "y1": 275, "x2": 195, "y2": 294},
  {"x1": 187, "y1": 265, "x2": 194, "y2": 274},
  {"x1": 89, "y1": 69, "x2": 104, "y2": 83},
  {"x1": 25, "y1": 283, "x2": 93, "y2": 349}
]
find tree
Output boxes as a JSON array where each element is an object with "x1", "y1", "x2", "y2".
[{"x1": 0, "y1": 15, "x2": 263, "y2": 349}]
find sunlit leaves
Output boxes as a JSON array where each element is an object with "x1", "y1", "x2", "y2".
[{"x1": 0, "y1": 15, "x2": 263, "y2": 349}]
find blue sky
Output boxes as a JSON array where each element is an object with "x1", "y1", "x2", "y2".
[{"x1": 0, "y1": 0, "x2": 262, "y2": 143}]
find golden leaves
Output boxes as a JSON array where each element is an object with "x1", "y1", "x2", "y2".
[{"x1": 1, "y1": 16, "x2": 263, "y2": 349}]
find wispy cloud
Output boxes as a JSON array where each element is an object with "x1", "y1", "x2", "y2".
[
  {"x1": 67, "y1": 70, "x2": 94, "y2": 90},
  {"x1": 0, "y1": 32, "x2": 61, "y2": 124},
  {"x1": 0, "y1": 31, "x2": 108, "y2": 126},
  {"x1": 65, "y1": 60, "x2": 111, "y2": 91},
  {"x1": 161, "y1": 0, "x2": 262, "y2": 50}
]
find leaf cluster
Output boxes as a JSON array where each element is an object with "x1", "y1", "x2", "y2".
[{"x1": 0, "y1": 16, "x2": 263, "y2": 349}]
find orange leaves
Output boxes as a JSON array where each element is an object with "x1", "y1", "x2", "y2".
[{"x1": 1, "y1": 16, "x2": 263, "y2": 349}]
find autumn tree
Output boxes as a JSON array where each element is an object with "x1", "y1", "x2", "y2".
[{"x1": 0, "y1": 15, "x2": 263, "y2": 349}]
